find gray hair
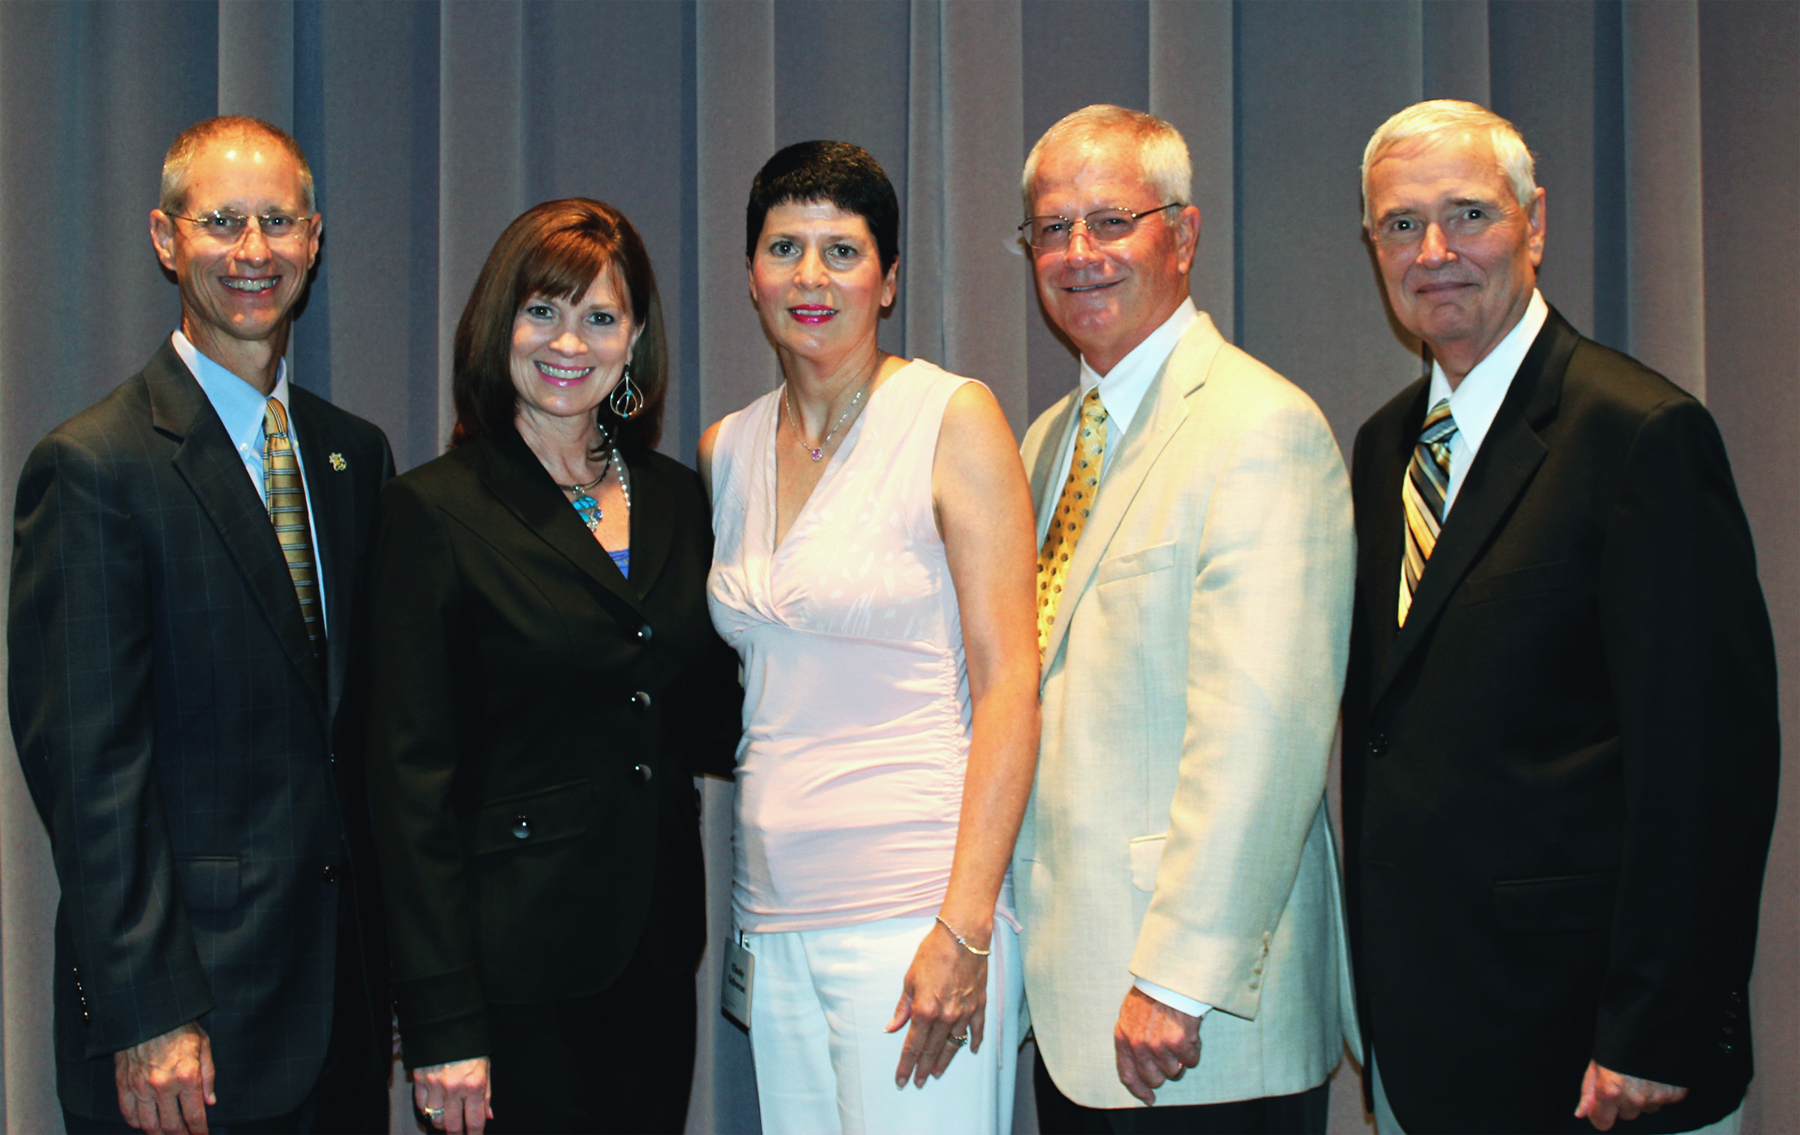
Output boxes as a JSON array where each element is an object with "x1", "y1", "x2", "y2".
[
  {"x1": 160, "y1": 116, "x2": 316, "y2": 216},
  {"x1": 1022, "y1": 104, "x2": 1192, "y2": 210},
  {"x1": 1360, "y1": 99, "x2": 1535, "y2": 228}
]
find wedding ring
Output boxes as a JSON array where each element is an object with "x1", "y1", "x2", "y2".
[
  {"x1": 947, "y1": 1033, "x2": 968, "y2": 1047},
  {"x1": 426, "y1": 1106, "x2": 444, "y2": 1120}
]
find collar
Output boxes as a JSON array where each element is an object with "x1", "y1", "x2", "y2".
[
  {"x1": 172, "y1": 331, "x2": 295, "y2": 460},
  {"x1": 1427, "y1": 289, "x2": 1548, "y2": 453},
  {"x1": 1077, "y1": 297, "x2": 1197, "y2": 437}
]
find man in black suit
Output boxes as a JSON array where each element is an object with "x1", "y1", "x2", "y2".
[
  {"x1": 9, "y1": 116, "x2": 393, "y2": 1134},
  {"x1": 1343, "y1": 99, "x2": 1779, "y2": 1134}
]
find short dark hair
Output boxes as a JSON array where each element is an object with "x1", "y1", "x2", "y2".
[
  {"x1": 745, "y1": 141, "x2": 899, "y2": 274},
  {"x1": 451, "y1": 198, "x2": 667, "y2": 452}
]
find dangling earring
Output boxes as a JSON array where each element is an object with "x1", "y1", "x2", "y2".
[{"x1": 609, "y1": 365, "x2": 642, "y2": 419}]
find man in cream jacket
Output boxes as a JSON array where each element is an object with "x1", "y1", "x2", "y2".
[{"x1": 1014, "y1": 104, "x2": 1358, "y2": 1133}]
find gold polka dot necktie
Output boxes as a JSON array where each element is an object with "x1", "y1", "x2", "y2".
[
  {"x1": 262, "y1": 398, "x2": 326, "y2": 663},
  {"x1": 1398, "y1": 398, "x2": 1458, "y2": 627},
  {"x1": 1037, "y1": 387, "x2": 1109, "y2": 654}
]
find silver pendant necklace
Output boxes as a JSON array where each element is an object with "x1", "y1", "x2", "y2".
[{"x1": 785, "y1": 379, "x2": 869, "y2": 462}]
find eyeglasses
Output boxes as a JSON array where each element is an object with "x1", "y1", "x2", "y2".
[
  {"x1": 1017, "y1": 203, "x2": 1182, "y2": 250},
  {"x1": 171, "y1": 209, "x2": 316, "y2": 244}
]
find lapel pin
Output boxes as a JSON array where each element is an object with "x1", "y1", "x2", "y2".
[{"x1": 328, "y1": 453, "x2": 347, "y2": 472}]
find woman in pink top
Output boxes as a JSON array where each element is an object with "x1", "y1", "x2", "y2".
[{"x1": 701, "y1": 141, "x2": 1040, "y2": 1133}]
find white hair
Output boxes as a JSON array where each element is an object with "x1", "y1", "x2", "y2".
[
  {"x1": 1360, "y1": 99, "x2": 1536, "y2": 227},
  {"x1": 1022, "y1": 104, "x2": 1192, "y2": 210}
]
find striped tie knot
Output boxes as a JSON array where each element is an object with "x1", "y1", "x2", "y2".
[
  {"x1": 262, "y1": 398, "x2": 326, "y2": 664},
  {"x1": 1398, "y1": 398, "x2": 1458, "y2": 627}
]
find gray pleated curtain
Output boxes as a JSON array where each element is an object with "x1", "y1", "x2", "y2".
[{"x1": 0, "y1": 3, "x2": 1793, "y2": 1133}]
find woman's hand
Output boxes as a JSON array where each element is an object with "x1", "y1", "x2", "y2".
[
  {"x1": 414, "y1": 1057, "x2": 492, "y2": 1135},
  {"x1": 886, "y1": 919, "x2": 988, "y2": 1087}
]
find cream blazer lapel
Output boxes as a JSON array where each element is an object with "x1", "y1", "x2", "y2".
[{"x1": 1036, "y1": 316, "x2": 1226, "y2": 673}]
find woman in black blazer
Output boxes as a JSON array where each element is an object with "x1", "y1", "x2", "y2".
[{"x1": 365, "y1": 199, "x2": 741, "y2": 1135}]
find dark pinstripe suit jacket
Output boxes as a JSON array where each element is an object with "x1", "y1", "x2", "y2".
[{"x1": 8, "y1": 339, "x2": 395, "y2": 1122}]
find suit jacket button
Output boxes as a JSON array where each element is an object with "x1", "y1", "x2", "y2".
[
  {"x1": 631, "y1": 691, "x2": 652, "y2": 710},
  {"x1": 322, "y1": 864, "x2": 338, "y2": 884},
  {"x1": 636, "y1": 624, "x2": 653, "y2": 642},
  {"x1": 512, "y1": 816, "x2": 531, "y2": 839},
  {"x1": 632, "y1": 764, "x2": 653, "y2": 784},
  {"x1": 1369, "y1": 733, "x2": 1390, "y2": 757}
]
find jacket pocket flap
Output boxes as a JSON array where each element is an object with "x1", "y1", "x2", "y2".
[
  {"x1": 1096, "y1": 542, "x2": 1178, "y2": 586},
  {"x1": 1462, "y1": 560, "x2": 1571, "y2": 606},
  {"x1": 467, "y1": 779, "x2": 595, "y2": 856},
  {"x1": 176, "y1": 856, "x2": 241, "y2": 913},
  {"x1": 1129, "y1": 833, "x2": 1167, "y2": 893},
  {"x1": 1493, "y1": 871, "x2": 1618, "y2": 933}
]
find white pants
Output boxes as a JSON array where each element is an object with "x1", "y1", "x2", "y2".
[
  {"x1": 1371, "y1": 1053, "x2": 1743, "y2": 1135},
  {"x1": 746, "y1": 914, "x2": 1022, "y2": 1135}
]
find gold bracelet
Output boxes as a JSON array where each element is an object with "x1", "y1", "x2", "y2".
[{"x1": 935, "y1": 915, "x2": 992, "y2": 957}]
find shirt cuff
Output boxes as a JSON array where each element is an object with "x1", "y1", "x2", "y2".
[{"x1": 1133, "y1": 977, "x2": 1211, "y2": 1019}]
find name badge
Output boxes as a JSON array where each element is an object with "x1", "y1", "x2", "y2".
[{"x1": 722, "y1": 932, "x2": 754, "y2": 1031}]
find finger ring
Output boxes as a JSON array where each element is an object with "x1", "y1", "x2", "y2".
[
  {"x1": 948, "y1": 1033, "x2": 968, "y2": 1047},
  {"x1": 426, "y1": 1106, "x2": 444, "y2": 1120}
]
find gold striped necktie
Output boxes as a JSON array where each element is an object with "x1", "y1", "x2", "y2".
[
  {"x1": 1398, "y1": 398, "x2": 1458, "y2": 626},
  {"x1": 262, "y1": 398, "x2": 326, "y2": 663},
  {"x1": 1037, "y1": 387, "x2": 1109, "y2": 654}
]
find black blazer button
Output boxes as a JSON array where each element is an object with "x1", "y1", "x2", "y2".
[
  {"x1": 1368, "y1": 733, "x2": 1390, "y2": 757},
  {"x1": 631, "y1": 691, "x2": 652, "y2": 710},
  {"x1": 322, "y1": 864, "x2": 338, "y2": 884},
  {"x1": 636, "y1": 624, "x2": 653, "y2": 642},
  {"x1": 512, "y1": 815, "x2": 531, "y2": 840},
  {"x1": 632, "y1": 763, "x2": 654, "y2": 784}
]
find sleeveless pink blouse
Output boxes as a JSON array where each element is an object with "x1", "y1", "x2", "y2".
[{"x1": 708, "y1": 362, "x2": 1006, "y2": 934}]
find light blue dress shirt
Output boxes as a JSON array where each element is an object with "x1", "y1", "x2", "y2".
[{"x1": 171, "y1": 332, "x2": 329, "y2": 633}]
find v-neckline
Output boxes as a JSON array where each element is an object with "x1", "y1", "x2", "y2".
[{"x1": 767, "y1": 364, "x2": 907, "y2": 557}]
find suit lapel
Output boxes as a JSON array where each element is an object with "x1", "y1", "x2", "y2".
[
  {"x1": 1040, "y1": 317, "x2": 1223, "y2": 675},
  {"x1": 621, "y1": 450, "x2": 674, "y2": 599},
  {"x1": 288, "y1": 391, "x2": 356, "y2": 718},
  {"x1": 1361, "y1": 383, "x2": 1427, "y2": 689},
  {"x1": 478, "y1": 428, "x2": 647, "y2": 622},
  {"x1": 1028, "y1": 391, "x2": 1081, "y2": 526},
  {"x1": 149, "y1": 346, "x2": 326, "y2": 706},
  {"x1": 1374, "y1": 310, "x2": 1578, "y2": 705}
]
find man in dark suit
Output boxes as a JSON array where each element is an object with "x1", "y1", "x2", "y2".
[
  {"x1": 9, "y1": 116, "x2": 393, "y2": 1134},
  {"x1": 1343, "y1": 99, "x2": 1778, "y2": 1135}
]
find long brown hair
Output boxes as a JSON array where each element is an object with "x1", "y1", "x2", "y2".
[{"x1": 451, "y1": 198, "x2": 667, "y2": 451}]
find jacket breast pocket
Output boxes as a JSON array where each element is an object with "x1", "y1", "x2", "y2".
[
  {"x1": 1461, "y1": 560, "x2": 1570, "y2": 607},
  {"x1": 1493, "y1": 870, "x2": 1618, "y2": 933},
  {"x1": 1095, "y1": 542, "x2": 1178, "y2": 587},
  {"x1": 176, "y1": 856, "x2": 241, "y2": 913}
]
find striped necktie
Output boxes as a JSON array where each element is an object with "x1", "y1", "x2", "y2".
[
  {"x1": 262, "y1": 398, "x2": 326, "y2": 663},
  {"x1": 1398, "y1": 398, "x2": 1458, "y2": 627},
  {"x1": 1037, "y1": 387, "x2": 1108, "y2": 654}
]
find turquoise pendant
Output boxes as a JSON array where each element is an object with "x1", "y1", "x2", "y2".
[{"x1": 571, "y1": 493, "x2": 602, "y2": 531}]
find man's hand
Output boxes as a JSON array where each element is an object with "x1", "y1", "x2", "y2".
[
  {"x1": 1113, "y1": 987, "x2": 1201, "y2": 1105},
  {"x1": 113, "y1": 1021, "x2": 216, "y2": 1134},
  {"x1": 415, "y1": 1056, "x2": 492, "y2": 1135},
  {"x1": 1574, "y1": 1060, "x2": 1689, "y2": 1131}
]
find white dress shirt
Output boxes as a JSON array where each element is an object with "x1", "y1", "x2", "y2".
[
  {"x1": 171, "y1": 331, "x2": 328, "y2": 632},
  {"x1": 1427, "y1": 290, "x2": 1548, "y2": 516},
  {"x1": 1044, "y1": 298, "x2": 1213, "y2": 1020}
]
